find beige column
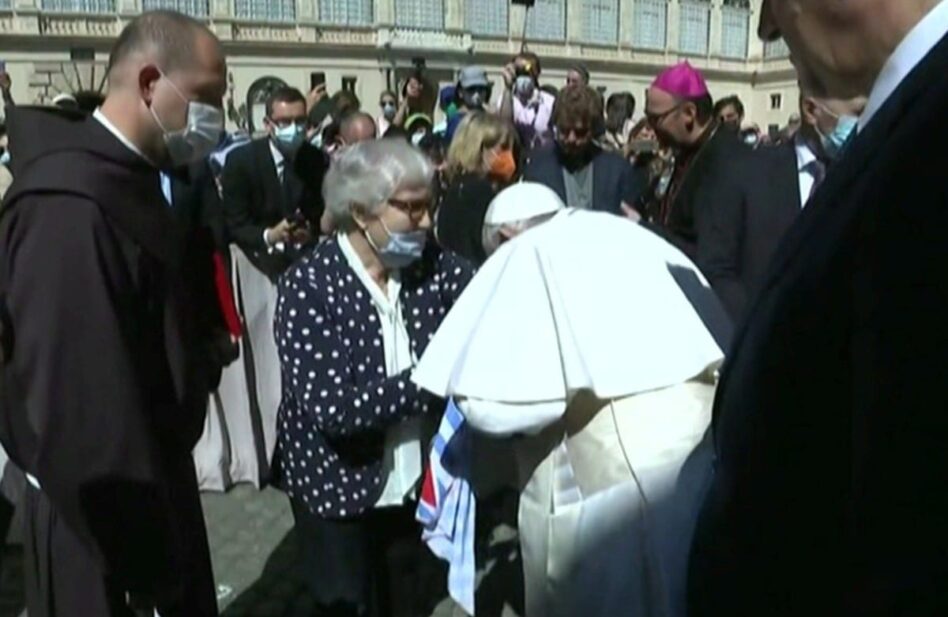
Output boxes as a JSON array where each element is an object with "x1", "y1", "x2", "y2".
[
  {"x1": 708, "y1": 0, "x2": 723, "y2": 57},
  {"x1": 746, "y1": 0, "x2": 765, "y2": 61},
  {"x1": 620, "y1": 0, "x2": 636, "y2": 48},
  {"x1": 666, "y1": 0, "x2": 681, "y2": 54},
  {"x1": 116, "y1": 0, "x2": 140, "y2": 14},
  {"x1": 376, "y1": 0, "x2": 395, "y2": 26},
  {"x1": 297, "y1": 0, "x2": 316, "y2": 22},
  {"x1": 566, "y1": 0, "x2": 582, "y2": 44},
  {"x1": 444, "y1": 0, "x2": 463, "y2": 30}
]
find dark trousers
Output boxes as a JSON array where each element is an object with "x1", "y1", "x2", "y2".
[{"x1": 290, "y1": 499, "x2": 446, "y2": 617}]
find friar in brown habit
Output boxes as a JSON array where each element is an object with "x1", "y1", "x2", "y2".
[{"x1": 0, "y1": 10, "x2": 229, "y2": 617}]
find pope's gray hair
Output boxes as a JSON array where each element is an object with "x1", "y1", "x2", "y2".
[
  {"x1": 482, "y1": 212, "x2": 557, "y2": 257},
  {"x1": 323, "y1": 138, "x2": 433, "y2": 230}
]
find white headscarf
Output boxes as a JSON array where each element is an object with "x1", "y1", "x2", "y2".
[{"x1": 413, "y1": 208, "x2": 730, "y2": 435}]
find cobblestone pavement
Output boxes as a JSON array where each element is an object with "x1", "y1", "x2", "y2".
[
  {"x1": 207, "y1": 486, "x2": 523, "y2": 617},
  {"x1": 0, "y1": 485, "x2": 523, "y2": 617}
]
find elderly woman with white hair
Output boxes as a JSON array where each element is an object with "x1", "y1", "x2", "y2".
[
  {"x1": 272, "y1": 138, "x2": 474, "y2": 617},
  {"x1": 415, "y1": 182, "x2": 732, "y2": 617}
]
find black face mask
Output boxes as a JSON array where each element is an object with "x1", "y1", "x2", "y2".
[{"x1": 556, "y1": 139, "x2": 594, "y2": 170}]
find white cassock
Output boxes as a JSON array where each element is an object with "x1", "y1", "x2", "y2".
[{"x1": 413, "y1": 209, "x2": 730, "y2": 617}]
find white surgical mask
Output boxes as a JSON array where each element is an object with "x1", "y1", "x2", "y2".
[
  {"x1": 514, "y1": 75, "x2": 535, "y2": 98},
  {"x1": 149, "y1": 69, "x2": 223, "y2": 168}
]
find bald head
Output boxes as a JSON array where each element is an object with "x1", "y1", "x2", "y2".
[
  {"x1": 339, "y1": 112, "x2": 377, "y2": 146},
  {"x1": 108, "y1": 11, "x2": 221, "y2": 85},
  {"x1": 100, "y1": 10, "x2": 226, "y2": 170}
]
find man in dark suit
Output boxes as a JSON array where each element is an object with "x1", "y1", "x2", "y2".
[
  {"x1": 689, "y1": 1, "x2": 948, "y2": 615},
  {"x1": 223, "y1": 86, "x2": 325, "y2": 280},
  {"x1": 696, "y1": 88, "x2": 867, "y2": 322},
  {"x1": 523, "y1": 84, "x2": 643, "y2": 217}
]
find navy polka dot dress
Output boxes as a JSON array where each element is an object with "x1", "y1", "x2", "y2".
[{"x1": 272, "y1": 236, "x2": 474, "y2": 519}]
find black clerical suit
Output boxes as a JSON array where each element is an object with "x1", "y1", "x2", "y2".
[
  {"x1": 694, "y1": 140, "x2": 802, "y2": 322},
  {"x1": 655, "y1": 126, "x2": 749, "y2": 260},
  {"x1": 222, "y1": 137, "x2": 326, "y2": 280},
  {"x1": 689, "y1": 30, "x2": 948, "y2": 616},
  {"x1": 0, "y1": 107, "x2": 221, "y2": 616}
]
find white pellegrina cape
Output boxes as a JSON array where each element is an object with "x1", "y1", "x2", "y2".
[{"x1": 413, "y1": 208, "x2": 731, "y2": 617}]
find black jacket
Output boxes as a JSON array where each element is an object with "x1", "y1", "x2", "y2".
[
  {"x1": 523, "y1": 144, "x2": 643, "y2": 215},
  {"x1": 689, "y1": 32, "x2": 948, "y2": 616},
  {"x1": 222, "y1": 138, "x2": 326, "y2": 279},
  {"x1": 659, "y1": 127, "x2": 749, "y2": 260},
  {"x1": 0, "y1": 107, "x2": 218, "y2": 613},
  {"x1": 436, "y1": 173, "x2": 500, "y2": 266},
  {"x1": 695, "y1": 140, "x2": 802, "y2": 322}
]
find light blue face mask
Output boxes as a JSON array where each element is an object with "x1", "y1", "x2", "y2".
[
  {"x1": 272, "y1": 122, "x2": 305, "y2": 154},
  {"x1": 367, "y1": 217, "x2": 427, "y2": 269},
  {"x1": 0, "y1": 151, "x2": 9, "y2": 166},
  {"x1": 818, "y1": 114, "x2": 858, "y2": 160}
]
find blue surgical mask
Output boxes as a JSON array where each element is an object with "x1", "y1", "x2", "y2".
[
  {"x1": 366, "y1": 217, "x2": 427, "y2": 269},
  {"x1": 0, "y1": 150, "x2": 9, "y2": 166},
  {"x1": 382, "y1": 102, "x2": 397, "y2": 120},
  {"x1": 273, "y1": 123, "x2": 305, "y2": 154},
  {"x1": 818, "y1": 114, "x2": 858, "y2": 160}
]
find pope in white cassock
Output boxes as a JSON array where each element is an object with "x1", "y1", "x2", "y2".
[{"x1": 413, "y1": 182, "x2": 732, "y2": 617}]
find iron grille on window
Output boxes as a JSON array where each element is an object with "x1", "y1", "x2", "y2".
[
  {"x1": 41, "y1": 0, "x2": 115, "y2": 12},
  {"x1": 678, "y1": 0, "x2": 710, "y2": 55},
  {"x1": 466, "y1": 0, "x2": 508, "y2": 36},
  {"x1": 141, "y1": 0, "x2": 209, "y2": 18},
  {"x1": 319, "y1": 0, "x2": 373, "y2": 25},
  {"x1": 234, "y1": 0, "x2": 295, "y2": 22},
  {"x1": 632, "y1": 0, "x2": 667, "y2": 50},
  {"x1": 581, "y1": 0, "x2": 618, "y2": 45},
  {"x1": 395, "y1": 0, "x2": 444, "y2": 30},
  {"x1": 525, "y1": 0, "x2": 566, "y2": 41}
]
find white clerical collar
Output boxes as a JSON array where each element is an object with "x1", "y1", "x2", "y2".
[
  {"x1": 859, "y1": 0, "x2": 948, "y2": 133},
  {"x1": 92, "y1": 107, "x2": 152, "y2": 164}
]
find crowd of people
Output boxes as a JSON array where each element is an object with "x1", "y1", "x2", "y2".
[{"x1": 0, "y1": 0, "x2": 945, "y2": 616}]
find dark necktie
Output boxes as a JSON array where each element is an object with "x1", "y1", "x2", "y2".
[{"x1": 807, "y1": 159, "x2": 826, "y2": 201}]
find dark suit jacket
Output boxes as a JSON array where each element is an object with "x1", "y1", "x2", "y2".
[
  {"x1": 523, "y1": 144, "x2": 642, "y2": 215},
  {"x1": 696, "y1": 141, "x2": 802, "y2": 322},
  {"x1": 689, "y1": 32, "x2": 948, "y2": 616},
  {"x1": 436, "y1": 173, "x2": 499, "y2": 267},
  {"x1": 222, "y1": 138, "x2": 325, "y2": 279},
  {"x1": 171, "y1": 160, "x2": 227, "y2": 253}
]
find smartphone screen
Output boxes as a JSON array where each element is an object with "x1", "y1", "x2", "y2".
[{"x1": 310, "y1": 71, "x2": 326, "y2": 91}]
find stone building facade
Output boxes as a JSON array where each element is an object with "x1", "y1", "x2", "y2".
[{"x1": 0, "y1": 0, "x2": 797, "y2": 133}]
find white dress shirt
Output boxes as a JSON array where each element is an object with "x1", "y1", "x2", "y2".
[
  {"x1": 338, "y1": 233, "x2": 423, "y2": 508},
  {"x1": 859, "y1": 0, "x2": 948, "y2": 133},
  {"x1": 794, "y1": 136, "x2": 823, "y2": 208}
]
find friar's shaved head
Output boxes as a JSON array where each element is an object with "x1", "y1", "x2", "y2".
[
  {"x1": 99, "y1": 10, "x2": 226, "y2": 169},
  {"x1": 108, "y1": 10, "x2": 219, "y2": 80}
]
